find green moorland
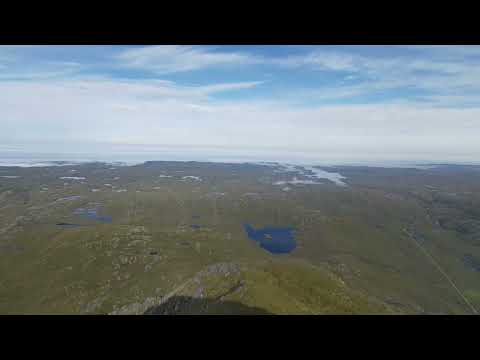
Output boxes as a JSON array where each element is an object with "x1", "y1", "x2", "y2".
[{"x1": 1, "y1": 161, "x2": 480, "y2": 314}]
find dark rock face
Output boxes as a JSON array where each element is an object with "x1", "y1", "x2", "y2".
[{"x1": 144, "y1": 296, "x2": 272, "y2": 315}]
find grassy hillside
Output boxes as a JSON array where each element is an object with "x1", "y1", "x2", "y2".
[{"x1": 1, "y1": 162, "x2": 479, "y2": 314}]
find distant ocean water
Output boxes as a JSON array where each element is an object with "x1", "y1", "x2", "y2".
[
  {"x1": 0, "y1": 153, "x2": 444, "y2": 169},
  {"x1": 1, "y1": 145, "x2": 479, "y2": 168}
]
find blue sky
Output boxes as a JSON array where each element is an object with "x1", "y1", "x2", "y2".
[{"x1": 1, "y1": 45, "x2": 480, "y2": 163}]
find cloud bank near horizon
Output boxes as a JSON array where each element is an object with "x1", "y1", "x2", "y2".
[{"x1": 1, "y1": 45, "x2": 480, "y2": 163}]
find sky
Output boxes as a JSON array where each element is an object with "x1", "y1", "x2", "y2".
[{"x1": 1, "y1": 45, "x2": 480, "y2": 164}]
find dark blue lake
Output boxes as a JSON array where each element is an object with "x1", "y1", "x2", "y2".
[
  {"x1": 191, "y1": 224, "x2": 201, "y2": 229},
  {"x1": 73, "y1": 206, "x2": 112, "y2": 223},
  {"x1": 244, "y1": 224, "x2": 296, "y2": 254},
  {"x1": 463, "y1": 254, "x2": 480, "y2": 272},
  {"x1": 56, "y1": 222, "x2": 84, "y2": 229}
]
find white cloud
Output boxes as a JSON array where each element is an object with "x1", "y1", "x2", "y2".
[
  {"x1": 404, "y1": 45, "x2": 480, "y2": 58},
  {"x1": 0, "y1": 47, "x2": 84, "y2": 80},
  {"x1": 275, "y1": 51, "x2": 360, "y2": 72},
  {"x1": 1, "y1": 78, "x2": 480, "y2": 163},
  {"x1": 3, "y1": 45, "x2": 480, "y2": 106},
  {"x1": 197, "y1": 81, "x2": 264, "y2": 93},
  {"x1": 117, "y1": 45, "x2": 263, "y2": 73},
  {"x1": 115, "y1": 46, "x2": 480, "y2": 103},
  {"x1": 1, "y1": 46, "x2": 480, "y2": 163},
  {"x1": 271, "y1": 47, "x2": 480, "y2": 105}
]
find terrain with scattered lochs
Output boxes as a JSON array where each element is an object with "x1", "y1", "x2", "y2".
[{"x1": 1, "y1": 160, "x2": 480, "y2": 314}]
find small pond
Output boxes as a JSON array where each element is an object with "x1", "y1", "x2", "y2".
[
  {"x1": 73, "y1": 205, "x2": 112, "y2": 223},
  {"x1": 244, "y1": 224, "x2": 296, "y2": 254},
  {"x1": 56, "y1": 222, "x2": 85, "y2": 229},
  {"x1": 463, "y1": 254, "x2": 480, "y2": 272}
]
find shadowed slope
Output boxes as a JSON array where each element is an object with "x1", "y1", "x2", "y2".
[{"x1": 144, "y1": 296, "x2": 272, "y2": 315}]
